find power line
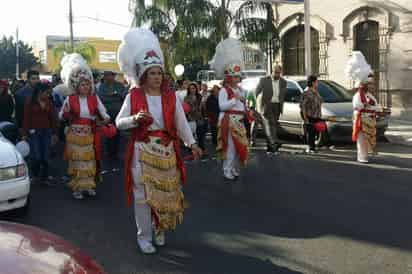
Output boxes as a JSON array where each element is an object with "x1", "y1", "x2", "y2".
[{"x1": 75, "y1": 16, "x2": 130, "y2": 28}]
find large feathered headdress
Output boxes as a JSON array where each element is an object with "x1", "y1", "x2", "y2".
[
  {"x1": 117, "y1": 28, "x2": 164, "y2": 87},
  {"x1": 210, "y1": 38, "x2": 244, "y2": 79},
  {"x1": 345, "y1": 51, "x2": 373, "y2": 87},
  {"x1": 60, "y1": 53, "x2": 94, "y2": 95}
]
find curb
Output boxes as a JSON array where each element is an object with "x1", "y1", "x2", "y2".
[{"x1": 385, "y1": 134, "x2": 412, "y2": 147}]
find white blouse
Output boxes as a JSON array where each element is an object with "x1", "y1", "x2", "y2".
[
  {"x1": 218, "y1": 86, "x2": 246, "y2": 120},
  {"x1": 59, "y1": 95, "x2": 110, "y2": 120},
  {"x1": 116, "y1": 93, "x2": 195, "y2": 146},
  {"x1": 353, "y1": 92, "x2": 379, "y2": 113}
]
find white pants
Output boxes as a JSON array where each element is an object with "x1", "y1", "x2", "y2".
[
  {"x1": 131, "y1": 148, "x2": 153, "y2": 242},
  {"x1": 357, "y1": 132, "x2": 368, "y2": 162},
  {"x1": 223, "y1": 133, "x2": 240, "y2": 177}
]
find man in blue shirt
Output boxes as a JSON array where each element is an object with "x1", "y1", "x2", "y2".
[
  {"x1": 14, "y1": 70, "x2": 40, "y2": 130},
  {"x1": 96, "y1": 71, "x2": 127, "y2": 159}
]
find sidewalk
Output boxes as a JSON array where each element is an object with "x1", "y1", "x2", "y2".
[{"x1": 385, "y1": 118, "x2": 412, "y2": 146}]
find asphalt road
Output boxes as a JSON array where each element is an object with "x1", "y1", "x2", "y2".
[{"x1": 3, "y1": 138, "x2": 412, "y2": 274}]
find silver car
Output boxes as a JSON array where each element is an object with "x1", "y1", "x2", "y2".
[{"x1": 240, "y1": 77, "x2": 390, "y2": 145}]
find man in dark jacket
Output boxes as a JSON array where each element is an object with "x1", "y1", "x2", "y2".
[
  {"x1": 96, "y1": 71, "x2": 127, "y2": 159},
  {"x1": 255, "y1": 65, "x2": 287, "y2": 153},
  {"x1": 15, "y1": 70, "x2": 40, "y2": 130},
  {"x1": 206, "y1": 85, "x2": 220, "y2": 146}
]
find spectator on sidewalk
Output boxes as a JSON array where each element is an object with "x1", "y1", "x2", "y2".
[
  {"x1": 255, "y1": 65, "x2": 287, "y2": 153},
  {"x1": 206, "y1": 85, "x2": 220, "y2": 146},
  {"x1": 22, "y1": 83, "x2": 58, "y2": 184},
  {"x1": 300, "y1": 75, "x2": 323, "y2": 153},
  {"x1": 15, "y1": 70, "x2": 40, "y2": 130},
  {"x1": 0, "y1": 80, "x2": 14, "y2": 123},
  {"x1": 184, "y1": 83, "x2": 207, "y2": 152}
]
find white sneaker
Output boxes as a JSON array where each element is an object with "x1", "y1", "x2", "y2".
[
  {"x1": 358, "y1": 159, "x2": 369, "y2": 164},
  {"x1": 137, "y1": 239, "x2": 156, "y2": 254},
  {"x1": 86, "y1": 189, "x2": 96, "y2": 196},
  {"x1": 154, "y1": 231, "x2": 166, "y2": 247},
  {"x1": 231, "y1": 169, "x2": 240, "y2": 178},
  {"x1": 72, "y1": 191, "x2": 84, "y2": 200},
  {"x1": 223, "y1": 173, "x2": 235, "y2": 181}
]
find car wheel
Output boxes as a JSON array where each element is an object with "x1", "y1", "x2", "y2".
[{"x1": 315, "y1": 131, "x2": 330, "y2": 147}]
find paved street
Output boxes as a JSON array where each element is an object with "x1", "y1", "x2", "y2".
[{"x1": 2, "y1": 139, "x2": 412, "y2": 274}]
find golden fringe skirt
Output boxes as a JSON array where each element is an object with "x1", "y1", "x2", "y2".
[
  {"x1": 66, "y1": 124, "x2": 97, "y2": 192},
  {"x1": 217, "y1": 114, "x2": 249, "y2": 163},
  {"x1": 361, "y1": 115, "x2": 377, "y2": 153},
  {"x1": 138, "y1": 137, "x2": 186, "y2": 232}
]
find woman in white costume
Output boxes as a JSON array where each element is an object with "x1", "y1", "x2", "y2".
[
  {"x1": 59, "y1": 54, "x2": 110, "y2": 199},
  {"x1": 211, "y1": 38, "x2": 249, "y2": 181},
  {"x1": 116, "y1": 28, "x2": 202, "y2": 254},
  {"x1": 346, "y1": 51, "x2": 380, "y2": 163}
]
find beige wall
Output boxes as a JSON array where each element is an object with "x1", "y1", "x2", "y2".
[{"x1": 275, "y1": 0, "x2": 412, "y2": 117}]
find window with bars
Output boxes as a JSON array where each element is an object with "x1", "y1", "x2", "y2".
[{"x1": 282, "y1": 25, "x2": 320, "y2": 76}]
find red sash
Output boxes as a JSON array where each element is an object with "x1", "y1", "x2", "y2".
[
  {"x1": 64, "y1": 95, "x2": 103, "y2": 160},
  {"x1": 124, "y1": 87, "x2": 185, "y2": 206}
]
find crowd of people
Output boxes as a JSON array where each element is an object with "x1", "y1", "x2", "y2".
[{"x1": 0, "y1": 28, "x2": 379, "y2": 255}]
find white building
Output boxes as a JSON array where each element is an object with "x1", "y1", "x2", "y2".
[{"x1": 274, "y1": 0, "x2": 412, "y2": 119}]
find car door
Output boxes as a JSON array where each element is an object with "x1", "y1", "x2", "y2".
[{"x1": 279, "y1": 80, "x2": 304, "y2": 136}]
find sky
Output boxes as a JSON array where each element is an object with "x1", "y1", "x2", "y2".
[{"x1": 1, "y1": 0, "x2": 133, "y2": 43}]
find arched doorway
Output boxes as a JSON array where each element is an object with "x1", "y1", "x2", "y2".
[
  {"x1": 354, "y1": 20, "x2": 380, "y2": 85},
  {"x1": 282, "y1": 25, "x2": 320, "y2": 76}
]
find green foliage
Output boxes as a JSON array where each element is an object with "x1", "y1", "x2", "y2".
[
  {"x1": 0, "y1": 36, "x2": 38, "y2": 79},
  {"x1": 130, "y1": 0, "x2": 227, "y2": 79},
  {"x1": 129, "y1": 0, "x2": 279, "y2": 79},
  {"x1": 235, "y1": 1, "x2": 280, "y2": 51}
]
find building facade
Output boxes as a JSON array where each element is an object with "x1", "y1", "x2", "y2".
[{"x1": 275, "y1": 0, "x2": 412, "y2": 118}]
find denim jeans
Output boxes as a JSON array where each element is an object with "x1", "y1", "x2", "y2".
[{"x1": 29, "y1": 128, "x2": 52, "y2": 179}]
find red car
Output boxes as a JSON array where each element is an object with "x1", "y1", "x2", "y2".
[{"x1": 0, "y1": 221, "x2": 106, "y2": 274}]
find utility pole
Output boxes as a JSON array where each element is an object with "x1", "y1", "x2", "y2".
[
  {"x1": 16, "y1": 27, "x2": 19, "y2": 79},
  {"x1": 69, "y1": 0, "x2": 74, "y2": 52}
]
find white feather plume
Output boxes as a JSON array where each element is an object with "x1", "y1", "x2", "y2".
[
  {"x1": 345, "y1": 51, "x2": 372, "y2": 87},
  {"x1": 60, "y1": 53, "x2": 93, "y2": 94},
  {"x1": 210, "y1": 38, "x2": 243, "y2": 79},
  {"x1": 117, "y1": 28, "x2": 164, "y2": 87}
]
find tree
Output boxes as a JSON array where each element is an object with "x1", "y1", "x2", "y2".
[
  {"x1": 52, "y1": 42, "x2": 97, "y2": 72},
  {"x1": 129, "y1": 0, "x2": 222, "y2": 78},
  {"x1": 129, "y1": 0, "x2": 278, "y2": 77},
  {"x1": 0, "y1": 36, "x2": 38, "y2": 79},
  {"x1": 235, "y1": 1, "x2": 280, "y2": 72}
]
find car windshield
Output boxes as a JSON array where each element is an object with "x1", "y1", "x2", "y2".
[
  {"x1": 242, "y1": 71, "x2": 266, "y2": 78},
  {"x1": 285, "y1": 81, "x2": 302, "y2": 102},
  {"x1": 298, "y1": 80, "x2": 352, "y2": 103}
]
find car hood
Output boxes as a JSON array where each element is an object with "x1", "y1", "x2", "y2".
[
  {"x1": 0, "y1": 221, "x2": 106, "y2": 274},
  {"x1": 322, "y1": 102, "x2": 353, "y2": 117},
  {"x1": 0, "y1": 137, "x2": 23, "y2": 168}
]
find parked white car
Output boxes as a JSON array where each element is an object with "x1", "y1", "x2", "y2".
[{"x1": 0, "y1": 132, "x2": 30, "y2": 214}]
